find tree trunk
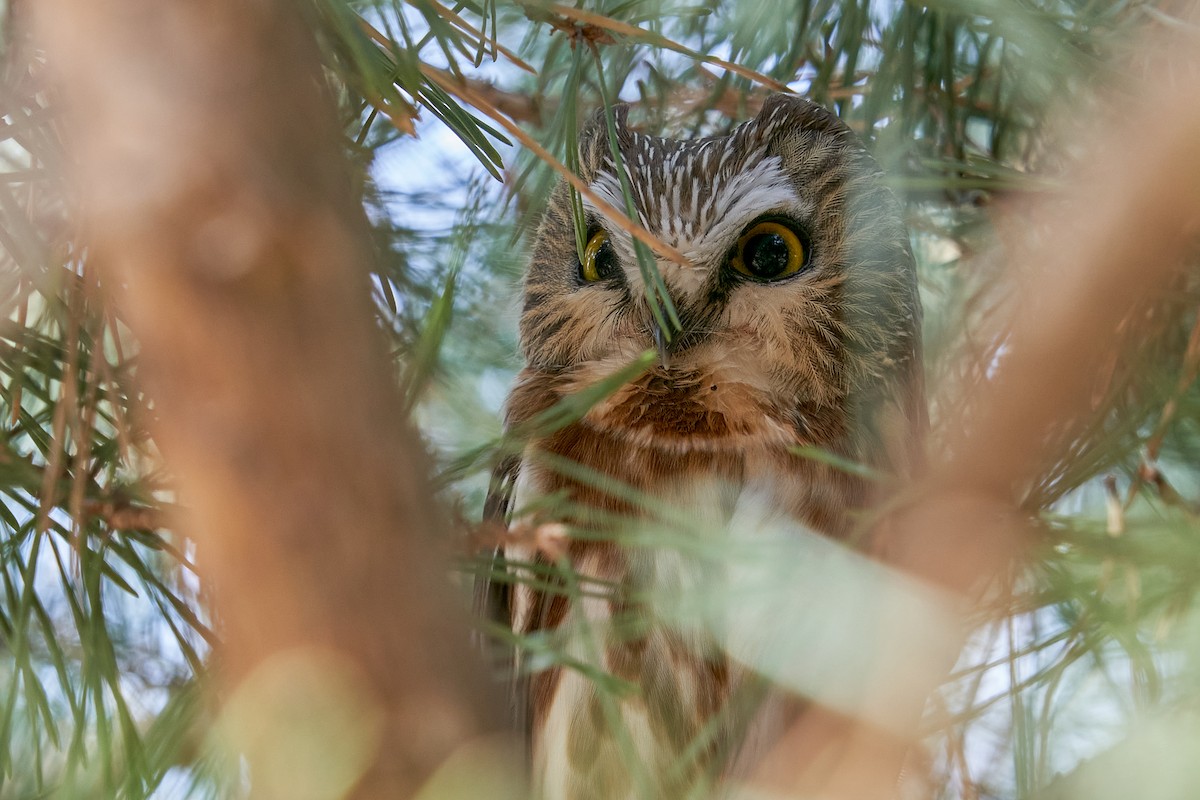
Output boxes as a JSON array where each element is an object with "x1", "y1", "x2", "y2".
[{"x1": 33, "y1": 2, "x2": 513, "y2": 797}]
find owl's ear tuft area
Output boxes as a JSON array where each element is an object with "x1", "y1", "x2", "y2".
[{"x1": 577, "y1": 104, "x2": 631, "y2": 182}]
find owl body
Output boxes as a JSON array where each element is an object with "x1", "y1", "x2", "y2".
[{"x1": 482, "y1": 95, "x2": 923, "y2": 799}]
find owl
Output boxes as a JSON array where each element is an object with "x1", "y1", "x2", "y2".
[{"x1": 478, "y1": 94, "x2": 925, "y2": 799}]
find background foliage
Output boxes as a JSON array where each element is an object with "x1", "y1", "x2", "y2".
[{"x1": 0, "y1": 0, "x2": 1198, "y2": 797}]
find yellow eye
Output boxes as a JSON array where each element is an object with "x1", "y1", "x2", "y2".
[
  {"x1": 730, "y1": 220, "x2": 806, "y2": 280},
  {"x1": 579, "y1": 229, "x2": 615, "y2": 283}
]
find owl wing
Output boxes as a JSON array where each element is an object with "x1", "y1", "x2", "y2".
[{"x1": 473, "y1": 452, "x2": 532, "y2": 747}]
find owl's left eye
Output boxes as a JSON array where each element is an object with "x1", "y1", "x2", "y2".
[
  {"x1": 579, "y1": 229, "x2": 618, "y2": 283},
  {"x1": 730, "y1": 220, "x2": 808, "y2": 281}
]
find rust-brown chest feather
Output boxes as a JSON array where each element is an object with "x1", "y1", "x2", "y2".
[{"x1": 505, "y1": 367, "x2": 868, "y2": 799}]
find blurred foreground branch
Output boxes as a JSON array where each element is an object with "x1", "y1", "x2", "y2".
[
  {"x1": 749, "y1": 22, "x2": 1200, "y2": 800},
  {"x1": 34, "y1": 2, "x2": 512, "y2": 797}
]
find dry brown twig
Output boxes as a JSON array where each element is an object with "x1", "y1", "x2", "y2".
[{"x1": 33, "y1": 2, "x2": 520, "y2": 798}]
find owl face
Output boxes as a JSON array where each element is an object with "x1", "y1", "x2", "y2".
[{"x1": 517, "y1": 95, "x2": 922, "y2": 467}]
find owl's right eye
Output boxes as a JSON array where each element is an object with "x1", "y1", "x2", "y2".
[
  {"x1": 730, "y1": 219, "x2": 808, "y2": 281},
  {"x1": 579, "y1": 229, "x2": 618, "y2": 283}
]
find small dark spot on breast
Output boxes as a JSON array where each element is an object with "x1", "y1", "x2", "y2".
[{"x1": 710, "y1": 385, "x2": 717, "y2": 391}]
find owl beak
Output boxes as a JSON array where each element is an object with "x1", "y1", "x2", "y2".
[{"x1": 652, "y1": 323, "x2": 671, "y2": 369}]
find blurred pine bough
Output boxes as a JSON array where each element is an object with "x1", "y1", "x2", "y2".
[{"x1": 0, "y1": 0, "x2": 1199, "y2": 797}]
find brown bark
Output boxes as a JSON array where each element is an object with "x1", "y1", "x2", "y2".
[
  {"x1": 747, "y1": 25, "x2": 1200, "y2": 800},
  {"x1": 33, "y1": 2, "x2": 512, "y2": 798}
]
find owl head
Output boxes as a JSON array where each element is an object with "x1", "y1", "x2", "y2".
[{"x1": 516, "y1": 94, "x2": 924, "y2": 476}]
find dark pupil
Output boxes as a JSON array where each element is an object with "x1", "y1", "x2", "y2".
[
  {"x1": 589, "y1": 241, "x2": 616, "y2": 279},
  {"x1": 744, "y1": 233, "x2": 791, "y2": 277}
]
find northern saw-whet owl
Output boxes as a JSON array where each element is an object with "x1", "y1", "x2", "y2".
[{"x1": 479, "y1": 94, "x2": 925, "y2": 799}]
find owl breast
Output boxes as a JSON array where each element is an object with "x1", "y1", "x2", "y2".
[{"x1": 513, "y1": 400, "x2": 855, "y2": 800}]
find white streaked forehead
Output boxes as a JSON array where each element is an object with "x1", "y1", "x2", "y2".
[{"x1": 582, "y1": 144, "x2": 801, "y2": 299}]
